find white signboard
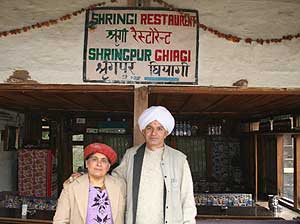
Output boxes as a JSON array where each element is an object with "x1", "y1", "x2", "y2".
[{"x1": 83, "y1": 7, "x2": 199, "y2": 84}]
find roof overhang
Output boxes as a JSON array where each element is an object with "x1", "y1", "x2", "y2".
[{"x1": 1, "y1": 84, "x2": 300, "y2": 120}]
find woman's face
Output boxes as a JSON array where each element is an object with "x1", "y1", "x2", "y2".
[{"x1": 86, "y1": 153, "x2": 110, "y2": 178}]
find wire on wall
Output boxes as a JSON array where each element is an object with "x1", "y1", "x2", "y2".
[
  {"x1": 0, "y1": 0, "x2": 117, "y2": 38},
  {"x1": 0, "y1": 0, "x2": 299, "y2": 45}
]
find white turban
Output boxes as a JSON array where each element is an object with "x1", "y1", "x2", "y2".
[{"x1": 138, "y1": 106, "x2": 175, "y2": 135}]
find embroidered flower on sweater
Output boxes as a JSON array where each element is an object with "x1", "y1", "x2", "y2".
[{"x1": 87, "y1": 186, "x2": 113, "y2": 224}]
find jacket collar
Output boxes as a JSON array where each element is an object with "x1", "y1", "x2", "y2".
[{"x1": 73, "y1": 174, "x2": 89, "y2": 222}]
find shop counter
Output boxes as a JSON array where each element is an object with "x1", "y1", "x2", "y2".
[
  {"x1": 0, "y1": 207, "x2": 54, "y2": 224},
  {"x1": 196, "y1": 220, "x2": 299, "y2": 224},
  {"x1": 196, "y1": 205, "x2": 282, "y2": 220}
]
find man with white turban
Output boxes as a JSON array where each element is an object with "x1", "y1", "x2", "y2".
[{"x1": 113, "y1": 106, "x2": 197, "y2": 224}]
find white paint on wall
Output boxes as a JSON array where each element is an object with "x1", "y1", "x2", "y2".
[
  {"x1": 153, "y1": 0, "x2": 300, "y2": 87},
  {"x1": 0, "y1": 0, "x2": 299, "y2": 87}
]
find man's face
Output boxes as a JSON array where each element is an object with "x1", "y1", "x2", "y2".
[{"x1": 142, "y1": 120, "x2": 168, "y2": 150}]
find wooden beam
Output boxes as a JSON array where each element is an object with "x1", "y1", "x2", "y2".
[
  {"x1": 1, "y1": 92, "x2": 44, "y2": 107},
  {"x1": 277, "y1": 135, "x2": 283, "y2": 196},
  {"x1": 89, "y1": 93, "x2": 107, "y2": 108},
  {"x1": 177, "y1": 95, "x2": 193, "y2": 112},
  {"x1": 0, "y1": 84, "x2": 134, "y2": 93},
  {"x1": 201, "y1": 95, "x2": 229, "y2": 112},
  {"x1": 133, "y1": 86, "x2": 148, "y2": 145},
  {"x1": 53, "y1": 95, "x2": 85, "y2": 109},
  {"x1": 294, "y1": 134, "x2": 300, "y2": 209},
  {"x1": 149, "y1": 86, "x2": 300, "y2": 95}
]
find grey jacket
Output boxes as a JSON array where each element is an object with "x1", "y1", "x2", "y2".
[{"x1": 113, "y1": 143, "x2": 197, "y2": 224}]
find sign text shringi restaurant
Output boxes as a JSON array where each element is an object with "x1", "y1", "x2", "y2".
[{"x1": 83, "y1": 8, "x2": 199, "y2": 84}]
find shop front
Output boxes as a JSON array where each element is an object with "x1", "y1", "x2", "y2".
[
  {"x1": 0, "y1": 84, "x2": 300, "y2": 222},
  {"x1": 1, "y1": 0, "x2": 300, "y2": 222}
]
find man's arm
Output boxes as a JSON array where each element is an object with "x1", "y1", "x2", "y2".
[
  {"x1": 181, "y1": 160, "x2": 197, "y2": 224},
  {"x1": 112, "y1": 150, "x2": 129, "y2": 182}
]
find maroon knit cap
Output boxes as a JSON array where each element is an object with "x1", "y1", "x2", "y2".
[{"x1": 84, "y1": 143, "x2": 117, "y2": 165}]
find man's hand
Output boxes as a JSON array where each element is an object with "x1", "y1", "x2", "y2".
[{"x1": 64, "y1": 172, "x2": 83, "y2": 185}]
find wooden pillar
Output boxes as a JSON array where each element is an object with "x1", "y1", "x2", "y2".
[
  {"x1": 133, "y1": 86, "x2": 148, "y2": 145},
  {"x1": 56, "y1": 115, "x2": 73, "y2": 193},
  {"x1": 254, "y1": 134, "x2": 258, "y2": 202},
  {"x1": 277, "y1": 135, "x2": 283, "y2": 196},
  {"x1": 24, "y1": 111, "x2": 41, "y2": 145},
  {"x1": 294, "y1": 134, "x2": 300, "y2": 209}
]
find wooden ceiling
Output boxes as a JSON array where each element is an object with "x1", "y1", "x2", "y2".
[
  {"x1": 1, "y1": 84, "x2": 300, "y2": 120},
  {"x1": 0, "y1": 84, "x2": 134, "y2": 114},
  {"x1": 148, "y1": 86, "x2": 300, "y2": 120}
]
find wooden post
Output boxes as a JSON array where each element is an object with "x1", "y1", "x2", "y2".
[
  {"x1": 254, "y1": 134, "x2": 258, "y2": 202},
  {"x1": 294, "y1": 134, "x2": 300, "y2": 209},
  {"x1": 277, "y1": 135, "x2": 283, "y2": 196},
  {"x1": 133, "y1": 86, "x2": 148, "y2": 145},
  {"x1": 24, "y1": 112, "x2": 42, "y2": 145},
  {"x1": 57, "y1": 115, "x2": 73, "y2": 193}
]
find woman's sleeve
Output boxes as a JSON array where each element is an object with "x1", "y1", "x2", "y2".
[{"x1": 53, "y1": 184, "x2": 71, "y2": 224}]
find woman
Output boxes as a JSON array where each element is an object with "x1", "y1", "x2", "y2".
[{"x1": 53, "y1": 143, "x2": 125, "y2": 224}]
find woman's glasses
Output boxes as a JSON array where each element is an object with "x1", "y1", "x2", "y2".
[{"x1": 88, "y1": 156, "x2": 109, "y2": 165}]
